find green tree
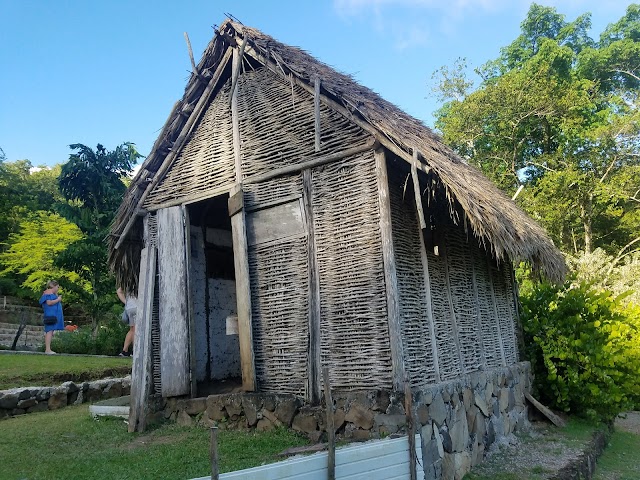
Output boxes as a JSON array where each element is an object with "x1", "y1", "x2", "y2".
[
  {"x1": 433, "y1": 3, "x2": 640, "y2": 255},
  {"x1": 0, "y1": 212, "x2": 84, "y2": 297},
  {"x1": 56, "y1": 143, "x2": 141, "y2": 332}
]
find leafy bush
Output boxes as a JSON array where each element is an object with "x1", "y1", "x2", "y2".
[
  {"x1": 521, "y1": 281, "x2": 640, "y2": 421},
  {"x1": 51, "y1": 318, "x2": 128, "y2": 356}
]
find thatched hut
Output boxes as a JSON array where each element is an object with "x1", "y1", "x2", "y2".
[{"x1": 109, "y1": 19, "x2": 565, "y2": 434}]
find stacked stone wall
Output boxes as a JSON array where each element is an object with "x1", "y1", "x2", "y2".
[
  {"x1": 0, "y1": 376, "x2": 131, "y2": 419},
  {"x1": 162, "y1": 362, "x2": 530, "y2": 479}
]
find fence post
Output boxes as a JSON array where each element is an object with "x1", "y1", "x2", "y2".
[
  {"x1": 323, "y1": 367, "x2": 335, "y2": 480},
  {"x1": 405, "y1": 380, "x2": 416, "y2": 480},
  {"x1": 210, "y1": 426, "x2": 219, "y2": 480}
]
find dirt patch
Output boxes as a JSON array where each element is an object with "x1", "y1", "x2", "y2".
[{"x1": 614, "y1": 411, "x2": 640, "y2": 435}]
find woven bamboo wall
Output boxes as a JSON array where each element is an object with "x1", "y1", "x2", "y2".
[
  {"x1": 444, "y1": 226, "x2": 483, "y2": 373},
  {"x1": 470, "y1": 238, "x2": 505, "y2": 368},
  {"x1": 425, "y1": 244, "x2": 462, "y2": 381},
  {"x1": 243, "y1": 177, "x2": 308, "y2": 395},
  {"x1": 144, "y1": 79, "x2": 236, "y2": 210},
  {"x1": 236, "y1": 67, "x2": 371, "y2": 178},
  {"x1": 388, "y1": 165, "x2": 437, "y2": 388},
  {"x1": 312, "y1": 152, "x2": 393, "y2": 390},
  {"x1": 491, "y1": 260, "x2": 519, "y2": 364}
]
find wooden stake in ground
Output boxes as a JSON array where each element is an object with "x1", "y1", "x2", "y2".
[
  {"x1": 210, "y1": 426, "x2": 219, "y2": 480},
  {"x1": 405, "y1": 381, "x2": 417, "y2": 480},
  {"x1": 323, "y1": 367, "x2": 335, "y2": 480}
]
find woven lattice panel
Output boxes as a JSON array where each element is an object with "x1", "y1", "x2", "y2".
[
  {"x1": 236, "y1": 67, "x2": 371, "y2": 178},
  {"x1": 388, "y1": 167, "x2": 437, "y2": 387},
  {"x1": 243, "y1": 173, "x2": 303, "y2": 210},
  {"x1": 470, "y1": 240, "x2": 504, "y2": 368},
  {"x1": 444, "y1": 227, "x2": 483, "y2": 373},
  {"x1": 491, "y1": 260, "x2": 518, "y2": 364},
  {"x1": 426, "y1": 245, "x2": 462, "y2": 381},
  {"x1": 312, "y1": 153, "x2": 393, "y2": 390},
  {"x1": 249, "y1": 235, "x2": 309, "y2": 396},
  {"x1": 144, "y1": 79, "x2": 236, "y2": 209}
]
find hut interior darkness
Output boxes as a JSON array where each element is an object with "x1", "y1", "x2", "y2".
[{"x1": 108, "y1": 19, "x2": 566, "y2": 436}]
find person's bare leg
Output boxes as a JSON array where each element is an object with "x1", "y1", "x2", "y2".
[
  {"x1": 45, "y1": 331, "x2": 55, "y2": 354},
  {"x1": 123, "y1": 325, "x2": 135, "y2": 353}
]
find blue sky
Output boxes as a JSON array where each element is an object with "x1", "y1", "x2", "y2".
[{"x1": 0, "y1": 0, "x2": 634, "y2": 167}]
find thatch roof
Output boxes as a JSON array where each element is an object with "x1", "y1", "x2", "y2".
[{"x1": 109, "y1": 19, "x2": 566, "y2": 289}]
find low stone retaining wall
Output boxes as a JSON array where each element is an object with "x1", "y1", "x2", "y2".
[
  {"x1": 0, "y1": 376, "x2": 131, "y2": 419},
  {"x1": 161, "y1": 362, "x2": 530, "y2": 479}
]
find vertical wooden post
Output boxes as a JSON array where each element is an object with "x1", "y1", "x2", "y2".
[
  {"x1": 184, "y1": 208, "x2": 198, "y2": 398},
  {"x1": 416, "y1": 203, "x2": 440, "y2": 383},
  {"x1": 210, "y1": 426, "x2": 219, "y2": 480},
  {"x1": 323, "y1": 367, "x2": 335, "y2": 480},
  {"x1": 129, "y1": 241, "x2": 156, "y2": 433},
  {"x1": 232, "y1": 47, "x2": 242, "y2": 183},
  {"x1": 487, "y1": 256, "x2": 507, "y2": 366},
  {"x1": 411, "y1": 149, "x2": 426, "y2": 229},
  {"x1": 439, "y1": 236, "x2": 465, "y2": 372},
  {"x1": 314, "y1": 76, "x2": 321, "y2": 152},
  {"x1": 471, "y1": 260, "x2": 487, "y2": 369},
  {"x1": 404, "y1": 381, "x2": 417, "y2": 480},
  {"x1": 510, "y1": 265, "x2": 524, "y2": 361},
  {"x1": 375, "y1": 147, "x2": 406, "y2": 390},
  {"x1": 304, "y1": 169, "x2": 322, "y2": 404},
  {"x1": 229, "y1": 186, "x2": 256, "y2": 391}
]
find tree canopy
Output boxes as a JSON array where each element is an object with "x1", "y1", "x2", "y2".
[{"x1": 433, "y1": 3, "x2": 640, "y2": 256}]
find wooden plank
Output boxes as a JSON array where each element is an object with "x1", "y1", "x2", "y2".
[
  {"x1": 157, "y1": 206, "x2": 190, "y2": 397},
  {"x1": 487, "y1": 256, "x2": 507, "y2": 366},
  {"x1": 115, "y1": 47, "x2": 233, "y2": 249},
  {"x1": 148, "y1": 184, "x2": 233, "y2": 212},
  {"x1": 411, "y1": 149, "x2": 427, "y2": 229},
  {"x1": 230, "y1": 185, "x2": 256, "y2": 391},
  {"x1": 128, "y1": 244, "x2": 156, "y2": 432},
  {"x1": 242, "y1": 138, "x2": 377, "y2": 186},
  {"x1": 245, "y1": 199, "x2": 305, "y2": 247},
  {"x1": 439, "y1": 236, "x2": 465, "y2": 372},
  {"x1": 232, "y1": 47, "x2": 242, "y2": 182},
  {"x1": 228, "y1": 189, "x2": 244, "y2": 217},
  {"x1": 524, "y1": 392, "x2": 566, "y2": 427},
  {"x1": 416, "y1": 205, "x2": 440, "y2": 382},
  {"x1": 305, "y1": 170, "x2": 321, "y2": 404},
  {"x1": 323, "y1": 367, "x2": 335, "y2": 480},
  {"x1": 374, "y1": 148, "x2": 405, "y2": 390},
  {"x1": 314, "y1": 76, "x2": 321, "y2": 152},
  {"x1": 184, "y1": 208, "x2": 197, "y2": 398}
]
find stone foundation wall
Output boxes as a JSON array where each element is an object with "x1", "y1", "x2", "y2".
[
  {"x1": 0, "y1": 376, "x2": 131, "y2": 419},
  {"x1": 162, "y1": 362, "x2": 530, "y2": 479}
]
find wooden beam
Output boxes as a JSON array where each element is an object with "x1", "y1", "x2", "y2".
[
  {"x1": 115, "y1": 47, "x2": 233, "y2": 250},
  {"x1": 243, "y1": 138, "x2": 377, "y2": 186},
  {"x1": 375, "y1": 148, "x2": 406, "y2": 390},
  {"x1": 416, "y1": 208, "x2": 440, "y2": 383},
  {"x1": 144, "y1": 184, "x2": 233, "y2": 213},
  {"x1": 183, "y1": 32, "x2": 197, "y2": 75},
  {"x1": 304, "y1": 169, "x2": 321, "y2": 404},
  {"x1": 128, "y1": 242, "x2": 156, "y2": 432},
  {"x1": 229, "y1": 184, "x2": 256, "y2": 391},
  {"x1": 229, "y1": 36, "x2": 248, "y2": 108},
  {"x1": 184, "y1": 208, "x2": 197, "y2": 398},
  {"x1": 471, "y1": 260, "x2": 487, "y2": 370},
  {"x1": 314, "y1": 76, "x2": 321, "y2": 152},
  {"x1": 404, "y1": 381, "x2": 417, "y2": 480},
  {"x1": 411, "y1": 149, "x2": 426, "y2": 229},
  {"x1": 524, "y1": 392, "x2": 566, "y2": 427}
]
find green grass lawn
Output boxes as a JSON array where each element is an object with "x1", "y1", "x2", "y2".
[
  {"x1": 593, "y1": 428, "x2": 640, "y2": 480},
  {"x1": 0, "y1": 404, "x2": 309, "y2": 479},
  {"x1": 0, "y1": 353, "x2": 132, "y2": 390}
]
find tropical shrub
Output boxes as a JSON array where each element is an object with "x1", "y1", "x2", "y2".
[
  {"x1": 521, "y1": 281, "x2": 640, "y2": 421},
  {"x1": 51, "y1": 318, "x2": 128, "y2": 356}
]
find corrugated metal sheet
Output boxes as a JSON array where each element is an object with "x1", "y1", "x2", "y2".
[{"x1": 191, "y1": 435, "x2": 423, "y2": 480}]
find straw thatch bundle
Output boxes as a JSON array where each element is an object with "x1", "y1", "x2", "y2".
[{"x1": 108, "y1": 19, "x2": 566, "y2": 292}]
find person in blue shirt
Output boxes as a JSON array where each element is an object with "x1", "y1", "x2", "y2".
[{"x1": 39, "y1": 280, "x2": 64, "y2": 355}]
